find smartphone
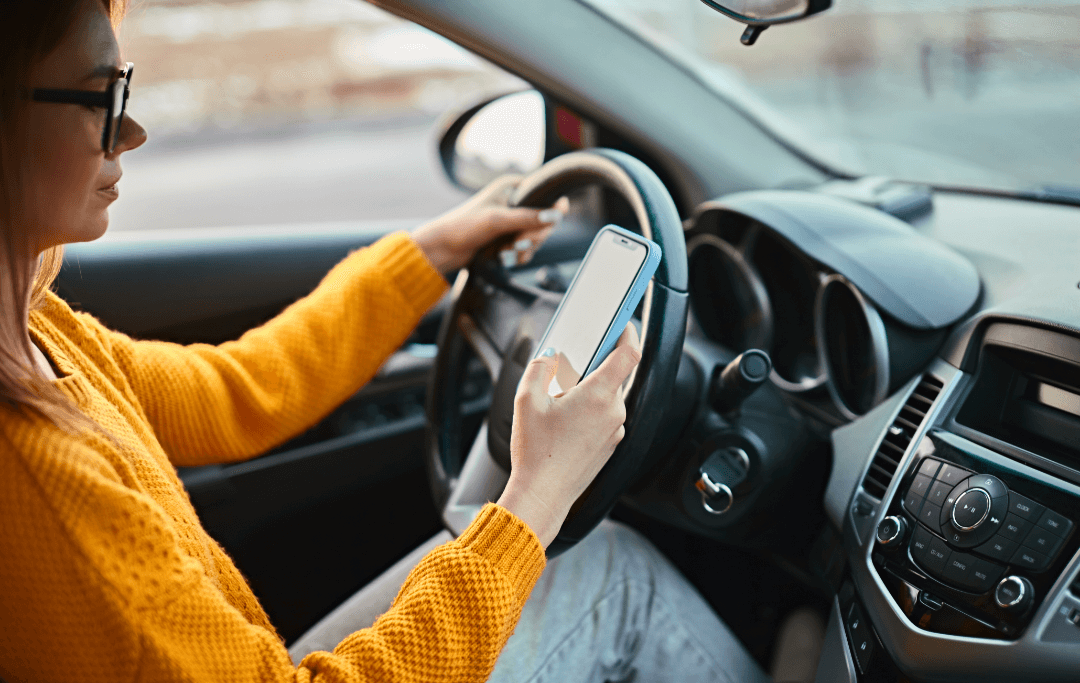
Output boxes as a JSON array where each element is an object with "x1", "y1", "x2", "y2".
[{"x1": 533, "y1": 225, "x2": 661, "y2": 396}]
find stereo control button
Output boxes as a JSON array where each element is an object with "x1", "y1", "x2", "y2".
[
  {"x1": 1008, "y1": 492, "x2": 1045, "y2": 522},
  {"x1": 1011, "y1": 546, "x2": 1049, "y2": 572},
  {"x1": 1023, "y1": 527, "x2": 1064, "y2": 558},
  {"x1": 999, "y1": 514, "x2": 1031, "y2": 543},
  {"x1": 942, "y1": 551, "x2": 980, "y2": 589},
  {"x1": 1037, "y1": 508, "x2": 1073, "y2": 538},
  {"x1": 909, "y1": 474, "x2": 933, "y2": 498},
  {"x1": 926, "y1": 536, "x2": 951, "y2": 574},
  {"x1": 926, "y1": 480, "x2": 952, "y2": 508},
  {"x1": 941, "y1": 479, "x2": 971, "y2": 521},
  {"x1": 919, "y1": 502, "x2": 943, "y2": 529},
  {"x1": 918, "y1": 458, "x2": 942, "y2": 479},
  {"x1": 966, "y1": 474, "x2": 1008, "y2": 499},
  {"x1": 952, "y1": 489, "x2": 991, "y2": 530},
  {"x1": 976, "y1": 535, "x2": 1018, "y2": 563},
  {"x1": 909, "y1": 526, "x2": 934, "y2": 563},
  {"x1": 903, "y1": 490, "x2": 924, "y2": 517},
  {"x1": 936, "y1": 463, "x2": 973, "y2": 486},
  {"x1": 971, "y1": 559, "x2": 1005, "y2": 593}
]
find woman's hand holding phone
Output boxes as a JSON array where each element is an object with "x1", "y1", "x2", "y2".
[{"x1": 497, "y1": 324, "x2": 641, "y2": 548}]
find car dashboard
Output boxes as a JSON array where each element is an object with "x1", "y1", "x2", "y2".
[{"x1": 655, "y1": 187, "x2": 1080, "y2": 682}]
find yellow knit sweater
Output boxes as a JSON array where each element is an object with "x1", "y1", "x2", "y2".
[{"x1": 0, "y1": 232, "x2": 546, "y2": 683}]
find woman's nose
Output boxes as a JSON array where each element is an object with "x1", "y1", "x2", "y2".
[{"x1": 111, "y1": 113, "x2": 147, "y2": 156}]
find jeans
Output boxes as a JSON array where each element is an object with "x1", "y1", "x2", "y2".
[
  {"x1": 488, "y1": 520, "x2": 770, "y2": 683},
  {"x1": 290, "y1": 520, "x2": 770, "y2": 683}
]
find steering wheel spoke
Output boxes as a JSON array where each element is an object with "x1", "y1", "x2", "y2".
[
  {"x1": 454, "y1": 266, "x2": 538, "y2": 377},
  {"x1": 442, "y1": 420, "x2": 510, "y2": 536}
]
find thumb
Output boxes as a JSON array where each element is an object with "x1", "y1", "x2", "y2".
[
  {"x1": 517, "y1": 348, "x2": 559, "y2": 401},
  {"x1": 579, "y1": 324, "x2": 641, "y2": 395}
]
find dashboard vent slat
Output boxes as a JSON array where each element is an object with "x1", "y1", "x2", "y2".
[{"x1": 860, "y1": 375, "x2": 944, "y2": 500}]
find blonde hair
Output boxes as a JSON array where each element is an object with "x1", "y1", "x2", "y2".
[{"x1": 0, "y1": 0, "x2": 127, "y2": 430}]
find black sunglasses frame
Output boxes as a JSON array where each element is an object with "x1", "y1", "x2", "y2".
[{"x1": 32, "y1": 62, "x2": 133, "y2": 154}]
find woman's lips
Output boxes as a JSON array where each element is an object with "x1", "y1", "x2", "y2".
[{"x1": 97, "y1": 182, "x2": 119, "y2": 200}]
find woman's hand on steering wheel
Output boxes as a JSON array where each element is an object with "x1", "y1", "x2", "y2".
[
  {"x1": 497, "y1": 324, "x2": 642, "y2": 548},
  {"x1": 412, "y1": 174, "x2": 569, "y2": 274}
]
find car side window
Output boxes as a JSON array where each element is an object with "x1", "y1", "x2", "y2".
[{"x1": 113, "y1": 0, "x2": 527, "y2": 234}]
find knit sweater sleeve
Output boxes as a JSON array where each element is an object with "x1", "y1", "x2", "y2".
[
  {"x1": 0, "y1": 431, "x2": 544, "y2": 683},
  {"x1": 79, "y1": 232, "x2": 448, "y2": 466}
]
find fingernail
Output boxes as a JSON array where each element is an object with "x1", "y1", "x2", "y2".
[
  {"x1": 514, "y1": 238, "x2": 533, "y2": 251},
  {"x1": 538, "y1": 208, "x2": 563, "y2": 224},
  {"x1": 541, "y1": 347, "x2": 556, "y2": 358},
  {"x1": 500, "y1": 250, "x2": 517, "y2": 269}
]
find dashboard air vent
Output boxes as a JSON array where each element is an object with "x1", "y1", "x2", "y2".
[{"x1": 862, "y1": 374, "x2": 945, "y2": 500}]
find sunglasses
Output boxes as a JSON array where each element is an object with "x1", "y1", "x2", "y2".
[{"x1": 31, "y1": 62, "x2": 134, "y2": 154}]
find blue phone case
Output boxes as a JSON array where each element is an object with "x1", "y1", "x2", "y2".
[{"x1": 536, "y1": 224, "x2": 661, "y2": 381}]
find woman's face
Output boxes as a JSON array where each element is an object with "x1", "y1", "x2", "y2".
[{"x1": 23, "y1": 0, "x2": 146, "y2": 252}]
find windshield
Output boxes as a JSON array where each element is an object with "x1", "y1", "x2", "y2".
[{"x1": 584, "y1": 0, "x2": 1080, "y2": 196}]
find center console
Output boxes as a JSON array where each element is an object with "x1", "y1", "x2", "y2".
[
  {"x1": 876, "y1": 430, "x2": 1079, "y2": 639},
  {"x1": 829, "y1": 321, "x2": 1080, "y2": 682}
]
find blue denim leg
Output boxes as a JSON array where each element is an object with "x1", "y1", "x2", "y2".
[{"x1": 488, "y1": 519, "x2": 771, "y2": 683}]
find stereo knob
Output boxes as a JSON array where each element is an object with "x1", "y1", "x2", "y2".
[
  {"x1": 994, "y1": 576, "x2": 1033, "y2": 611},
  {"x1": 876, "y1": 515, "x2": 908, "y2": 549}
]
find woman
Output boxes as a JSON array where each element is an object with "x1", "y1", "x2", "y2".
[{"x1": 0, "y1": 1, "x2": 772, "y2": 682}]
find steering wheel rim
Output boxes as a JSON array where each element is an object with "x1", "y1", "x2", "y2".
[{"x1": 425, "y1": 148, "x2": 688, "y2": 557}]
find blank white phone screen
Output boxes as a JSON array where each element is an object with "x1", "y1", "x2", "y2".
[{"x1": 540, "y1": 231, "x2": 647, "y2": 396}]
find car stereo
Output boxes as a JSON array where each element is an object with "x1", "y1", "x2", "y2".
[{"x1": 873, "y1": 429, "x2": 1080, "y2": 639}]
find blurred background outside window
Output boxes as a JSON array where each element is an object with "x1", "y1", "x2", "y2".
[
  {"x1": 113, "y1": 0, "x2": 1080, "y2": 234},
  {"x1": 112, "y1": 0, "x2": 525, "y2": 232},
  {"x1": 588, "y1": 0, "x2": 1080, "y2": 196}
]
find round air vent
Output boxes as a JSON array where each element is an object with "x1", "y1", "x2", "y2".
[
  {"x1": 688, "y1": 234, "x2": 772, "y2": 353},
  {"x1": 815, "y1": 274, "x2": 890, "y2": 418}
]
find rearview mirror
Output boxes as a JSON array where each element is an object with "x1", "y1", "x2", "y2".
[
  {"x1": 700, "y1": 0, "x2": 831, "y2": 45},
  {"x1": 437, "y1": 90, "x2": 546, "y2": 192}
]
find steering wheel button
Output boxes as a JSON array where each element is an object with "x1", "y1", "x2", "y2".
[
  {"x1": 1023, "y1": 527, "x2": 1064, "y2": 558},
  {"x1": 952, "y1": 489, "x2": 991, "y2": 530},
  {"x1": 1011, "y1": 546, "x2": 1049, "y2": 572},
  {"x1": 936, "y1": 463, "x2": 973, "y2": 486},
  {"x1": 976, "y1": 535, "x2": 1017, "y2": 563},
  {"x1": 918, "y1": 458, "x2": 942, "y2": 479},
  {"x1": 999, "y1": 514, "x2": 1031, "y2": 542},
  {"x1": 1037, "y1": 508, "x2": 1073, "y2": 538},
  {"x1": 909, "y1": 474, "x2": 933, "y2": 498},
  {"x1": 1007, "y1": 492, "x2": 1045, "y2": 522}
]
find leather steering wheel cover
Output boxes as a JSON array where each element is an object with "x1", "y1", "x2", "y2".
[
  {"x1": 425, "y1": 148, "x2": 688, "y2": 557},
  {"x1": 510, "y1": 149, "x2": 687, "y2": 291}
]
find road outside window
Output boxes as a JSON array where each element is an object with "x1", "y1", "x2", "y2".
[
  {"x1": 588, "y1": 0, "x2": 1080, "y2": 196},
  {"x1": 111, "y1": 0, "x2": 526, "y2": 233}
]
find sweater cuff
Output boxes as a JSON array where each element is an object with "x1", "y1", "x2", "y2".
[
  {"x1": 365, "y1": 232, "x2": 448, "y2": 315},
  {"x1": 456, "y1": 504, "x2": 546, "y2": 604}
]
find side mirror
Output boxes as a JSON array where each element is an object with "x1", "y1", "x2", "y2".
[
  {"x1": 700, "y1": 0, "x2": 831, "y2": 45},
  {"x1": 437, "y1": 90, "x2": 546, "y2": 192}
]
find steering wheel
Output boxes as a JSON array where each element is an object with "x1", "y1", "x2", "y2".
[{"x1": 425, "y1": 149, "x2": 688, "y2": 557}]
